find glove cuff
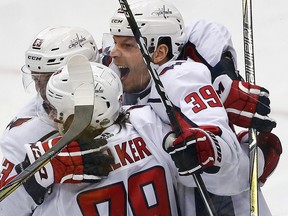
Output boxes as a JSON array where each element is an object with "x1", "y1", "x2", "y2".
[
  {"x1": 24, "y1": 142, "x2": 54, "y2": 188},
  {"x1": 201, "y1": 129, "x2": 222, "y2": 168},
  {"x1": 163, "y1": 132, "x2": 177, "y2": 152}
]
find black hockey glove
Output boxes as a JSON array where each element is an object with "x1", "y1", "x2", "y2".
[{"x1": 163, "y1": 126, "x2": 222, "y2": 176}]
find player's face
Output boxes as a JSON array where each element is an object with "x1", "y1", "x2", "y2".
[
  {"x1": 31, "y1": 72, "x2": 53, "y2": 101},
  {"x1": 110, "y1": 36, "x2": 151, "y2": 93}
]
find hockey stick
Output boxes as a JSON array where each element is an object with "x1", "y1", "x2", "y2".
[
  {"x1": 117, "y1": 1, "x2": 217, "y2": 215},
  {"x1": 0, "y1": 55, "x2": 94, "y2": 202},
  {"x1": 242, "y1": 1, "x2": 259, "y2": 215}
]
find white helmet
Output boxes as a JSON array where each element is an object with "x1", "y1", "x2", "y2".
[
  {"x1": 25, "y1": 26, "x2": 99, "y2": 73},
  {"x1": 22, "y1": 26, "x2": 100, "y2": 94},
  {"x1": 46, "y1": 62, "x2": 123, "y2": 130},
  {"x1": 110, "y1": 0, "x2": 186, "y2": 60}
]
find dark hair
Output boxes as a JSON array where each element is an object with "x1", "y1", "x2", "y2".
[
  {"x1": 63, "y1": 110, "x2": 129, "y2": 139},
  {"x1": 115, "y1": 110, "x2": 129, "y2": 125},
  {"x1": 157, "y1": 37, "x2": 173, "y2": 60}
]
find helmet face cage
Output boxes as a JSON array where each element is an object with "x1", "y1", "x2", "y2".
[
  {"x1": 109, "y1": 0, "x2": 186, "y2": 60},
  {"x1": 46, "y1": 62, "x2": 123, "y2": 130},
  {"x1": 22, "y1": 26, "x2": 100, "y2": 93}
]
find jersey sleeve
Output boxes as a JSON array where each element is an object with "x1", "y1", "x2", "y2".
[
  {"x1": 0, "y1": 183, "x2": 38, "y2": 215},
  {"x1": 0, "y1": 98, "x2": 57, "y2": 215},
  {"x1": 0, "y1": 99, "x2": 57, "y2": 165},
  {"x1": 185, "y1": 19, "x2": 238, "y2": 69},
  {"x1": 0, "y1": 157, "x2": 38, "y2": 215}
]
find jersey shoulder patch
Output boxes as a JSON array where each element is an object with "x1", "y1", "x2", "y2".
[{"x1": 7, "y1": 117, "x2": 32, "y2": 130}]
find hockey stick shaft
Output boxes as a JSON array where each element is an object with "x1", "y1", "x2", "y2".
[
  {"x1": 118, "y1": 1, "x2": 217, "y2": 215},
  {"x1": 0, "y1": 55, "x2": 94, "y2": 202},
  {"x1": 0, "y1": 106, "x2": 93, "y2": 202},
  {"x1": 242, "y1": 0, "x2": 259, "y2": 215}
]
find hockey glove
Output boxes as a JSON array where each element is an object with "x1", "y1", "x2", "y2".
[
  {"x1": 224, "y1": 80, "x2": 276, "y2": 132},
  {"x1": 163, "y1": 127, "x2": 222, "y2": 176},
  {"x1": 237, "y1": 130, "x2": 282, "y2": 185},
  {"x1": 15, "y1": 137, "x2": 114, "y2": 204}
]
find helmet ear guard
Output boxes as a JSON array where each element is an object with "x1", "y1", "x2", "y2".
[
  {"x1": 109, "y1": 0, "x2": 186, "y2": 60},
  {"x1": 46, "y1": 62, "x2": 123, "y2": 130}
]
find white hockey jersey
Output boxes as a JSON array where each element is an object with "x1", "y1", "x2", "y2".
[
  {"x1": 1, "y1": 106, "x2": 182, "y2": 215},
  {"x1": 129, "y1": 105, "x2": 270, "y2": 216},
  {"x1": 0, "y1": 96, "x2": 58, "y2": 215},
  {"x1": 185, "y1": 19, "x2": 238, "y2": 69}
]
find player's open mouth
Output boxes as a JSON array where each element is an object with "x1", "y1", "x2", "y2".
[{"x1": 118, "y1": 66, "x2": 130, "y2": 80}]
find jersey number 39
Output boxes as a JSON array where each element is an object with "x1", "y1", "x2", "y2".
[{"x1": 185, "y1": 85, "x2": 222, "y2": 113}]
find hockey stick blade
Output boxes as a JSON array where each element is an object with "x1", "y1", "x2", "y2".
[{"x1": 0, "y1": 55, "x2": 94, "y2": 202}]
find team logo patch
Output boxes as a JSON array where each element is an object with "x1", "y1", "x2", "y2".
[
  {"x1": 151, "y1": 5, "x2": 173, "y2": 18},
  {"x1": 94, "y1": 82, "x2": 104, "y2": 93},
  {"x1": 7, "y1": 118, "x2": 32, "y2": 130},
  {"x1": 69, "y1": 33, "x2": 86, "y2": 49},
  {"x1": 32, "y1": 38, "x2": 44, "y2": 48}
]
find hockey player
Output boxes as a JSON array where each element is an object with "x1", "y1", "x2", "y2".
[
  {"x1": 180, "y1": 19, "x2": 283, "y2": 215},
  {"x1": 2, "y1": 59, "x2": 188, "y2": 215},
  {"x1": 0, "y1": 26, "x2": 102, "y2": 213},
  {"x1": 108, "y1": 0, "x2": 282, "y2": 215}
]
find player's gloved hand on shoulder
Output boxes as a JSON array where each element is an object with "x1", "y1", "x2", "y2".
[
  {"x1": 163, "y1": 126, "x2": 222, "y2": 176},
  {"x1": 15, "y1": 136, "x2": 114, "y2": 204},
  {"x1": 224, "y1": 80, "x2": 276, "y2": 132},
  {"x1": 237, "y1": 130, "x2": 282, "y2": 185}
]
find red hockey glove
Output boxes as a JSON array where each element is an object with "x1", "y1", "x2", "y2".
[
  {"x1": 26, "y1": 137, "x2": 114, "y2": 185},
  {"x1": 224, "y1": 80, "x2": 276, "y2": 132},
  {"x1": 163, "y1": 126, "x2": 222, "y2": 175},
  {"x1": 15, "y1": 137, "x2": 114, "y2": 204},
  {"x1": 237, "y1": 130, "x2": 282, "y2": 185}
]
